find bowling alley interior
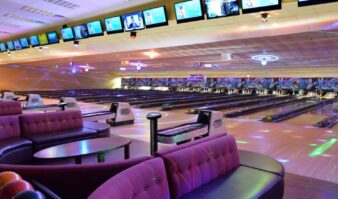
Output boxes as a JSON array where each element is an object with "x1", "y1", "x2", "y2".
[{"x1": 0, "y1": 0, "x2": 337, "y2": 198}]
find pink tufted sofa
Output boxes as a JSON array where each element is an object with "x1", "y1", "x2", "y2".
[
  {"x1": 0, "y1": 110, "x2": 110, "y2": 163},
  {"x1": 88, "y1": 134, "x2": 284, "y2": 199},
  {"x1": 0, "y1": 101, "x2": 22, "y2": 116},
  {"x1": 0, "y1": 115, "x2": 32, "y2": 164}
]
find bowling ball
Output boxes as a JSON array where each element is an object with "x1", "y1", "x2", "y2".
[
  {"x1": 0, "y1": 171, "x2": 22, "y2": 187},
  {"x1": 0, "y1": 179, "x2": 33, "y2": 199},
  {"x1": 13, "y1": 190, "x2": 46, "y2": 199}
]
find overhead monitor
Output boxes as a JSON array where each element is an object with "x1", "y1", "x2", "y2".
[
  {"x1": 72, "y1": 24, "x2": 89, "y2": 40},
  {"x1": 13, "y1": 40, "x2": 22, "y2": 50},
  {"x1": 241, "y1": 0, "x2": 281, "y2": 14},
  {"x1": 38, "y1": 33, "x2": 49, "y2": 45},
  {"x1": 20, "y1": 38, "x2": 30, "y2": 48},
  {"x1": 204, "y1": 0, "x2": 240, "y2": 19},
  {"x1": 298, "y1": 0, "x2": 338, "y2": 6},
  {"x1": 0, "y1": 43, "x2": 6, "y2": 52},
  {"x1": 87, "y1": 20, "x2": 104, "y2": 36},
  {"x1": 29, "y1": 35, "x2": 40, "y2": 47},
  {"x1": 143, "y1": 6, "x2": 168, "y2": 28},
  {"x1": 61, "y1": 27, "x2": 75, "y2": 42},
  {"x1": 174, "y1": 0, "x2": 205, "y2": 23},
  {"x1": 46, "y1": 31, "x2": 59, "y2": 44},
  {"x1": 6, "y1": 41, "x2": 15, "y2": 51},
  {"x1": 122, "y1": 11, "x2": 145, "y2": 31},
  {"x1": 105, "y1": 16, "x2": 124, "y2": 34}
]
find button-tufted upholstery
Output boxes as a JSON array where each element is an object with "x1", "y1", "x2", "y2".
[
  {"x1": 0, "y1": 116, "x2": 21, "y2": 139},
  {"x1": 0, "y1": 101, "x2": 22, "y2": 116},
  {"x1": 0, "y1": 115, "x2": 33, "y2": 164},
  {"x1": 156, "y1": 133, "x2": 226, "y2": 156},
  {"x1": 89, "y1": 158, "x2": 170, "y2": 199},
  {"x1": 161, "y1": 134, "x2": 240, "y2": 199},
  {"x1": 19, "y1": 110, "x2": 83, "y2": 136}
]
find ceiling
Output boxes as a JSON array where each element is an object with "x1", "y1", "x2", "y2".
[
  {"x1": 0, "y1": 0, "x2": 156, "y2": 40},
  {"x1": 0, "y1": 1, "x2": 337, "y2": 73}
]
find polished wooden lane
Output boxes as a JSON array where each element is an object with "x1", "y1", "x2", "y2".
[{"x1": 30, "y1": 98, "x2": 338, "y2": 184}]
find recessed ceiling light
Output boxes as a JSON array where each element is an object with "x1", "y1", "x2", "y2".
[
  {"x1": 204, "y1": 64, "x2": 213, "y2": 68},
  {"x1": 120, "y1": 67, "x2": 126, "y2": 71},
  {"x1": 251, "y1": 54, "x2": 279, "y2": 66},
  {"x1": 144, "y1": 51, "x2": 159, "y2": 59}
]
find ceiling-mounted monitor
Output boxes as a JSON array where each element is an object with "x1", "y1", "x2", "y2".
[
  {"x1": 87, "y1": 20, "x2": 104, "y2": 37},
  {"x1": 143, "y1": 6, "x2": 168, "y2": 28},
  {"x1": 13, "y1": 40, "x2": 22, "y2": 50},
  {"x1": 20, "y1": 38, "x2": 30, "y2": 48},
  {"x1": 0, "y1": 43, "x2": 6, "y2": 52},
  {"x1": 38, "y1": 33, "x2": 49, "y2": 45},
  {"x1": 204, "y1": 0, "x2": 240, "y2": 19},
  {"x1": 122, "y1": 11, "x2": 145, "y2": 31},
  {"x1": 241, "y1": 0, "x2": 281, "y2": 14},
  {"x1": 46, "y1": 31, "x2": 59, "y2": 44},
  {"x1": 6, "y1": 41, "x2": 15, "y2": 51},
  {"x1": 29, "y1": 35, "x2": 40, "y2": 47},
  {"x1": 298, "y1": 0, "x2": 338, "y2": 7},
  {"x1": 61, "y1": 27, "x2": 75, "y2": 42},
  {"x1": 72, "y1": 24, "x2": 89, "y2": 40},
  {"x1": 174, "y1": 0, "x2": 204, "y2": 24},
  {"x1": 105, "y1": 16, "x2": 124, "y2": 34}
]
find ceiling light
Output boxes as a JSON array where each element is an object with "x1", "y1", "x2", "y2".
[
  {"x1": 251, "y1": 54, "x2": 279, "y2": 66},
  {"x1": 120, "y1": 67, "x2": 126, "y2": 71},
  {"x1": 84, "y1": 68, "x2": 89, "y2": 72},
  {"x1": 20, "y1": 6, "x2": 65, "y2": 18},
  {"x1": 204, "y1": 64, "x2": 213, "y2": 68},
  {"x1": 3, "y1": 13, "x2": 45, "y2": 24},
  {"x1": 136, "y1": 66, "x2": 141, "y2": 70},
  {"x1": 144, "y1": 51, "x2": 159, "y2": 59},
  {"x1": 42, "y1": 0, "x2": 80, "y2": 9}
]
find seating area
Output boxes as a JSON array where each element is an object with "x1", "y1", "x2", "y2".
[
  {"x1": 0, "y1": 133, "x2": 284, "y2": 199},
  {"x1": 0, "y1": 101, "x2": 110, "y2": 164},
  {"x1": 1, "y1": 0, "x2": 337, "y2": 198}
]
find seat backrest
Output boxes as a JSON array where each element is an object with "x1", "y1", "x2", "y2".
[
  {"x1": 89, "y1": 158, "x2": 170, "y2": 199},
  {"x1": 0, "y1": 101, "x2": 22, "y2": 116},
  {"x1": 156, "y1": 133, "x2": 226, "y2": 156},
  {"x1": 161, "y1": 134, "x2": 240, "y2": 199},
  {"x1": 19, "y1": 110, "x2": 83, "y2": 136},
  {"x1": 0, "y1": 116, "x2": 20, "y2": 139}
]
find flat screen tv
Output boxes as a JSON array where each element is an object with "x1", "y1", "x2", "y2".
[
  {"x1": 46, "y1": 31, "x2": 59, "y2": 44},
  {"x1": 38, "y1": 33, "x2": 49, "y2": 45},
  {"x1": 20, "y1": 38, "x2": 30, "y2": 48},
  {"x1": 143, "y1": 6, "x2": 168, "y2": 28},
  {"x1": 87, "y1": 20, "x2": 104, "y2": 36},
  {"x1": 72, "y1": 24, "x2": 89, "y2": 40},
  {"x1": 204, "y1": 0, "x2": 240, "y2": 19},
  {"x1": 61, "y1": 27, "x2": 75, "y2": 42},
  {"x1": 122, "y1": 11, "x2": 145, "y2": 31},
  {"x1": 174, "y1": 0, "x2": 205, "y2": 23},
  {"x1": 298, "y1": 0, "x2": 338, "y2": 7},
  {"x1": 105, "y1": 16, "x2": 124, "y2": 34},
  {"x1": 0, "y1": 43, "x2": 6, "y2": 52},
  {"x1": 6, "y1": 41, "x2": 15, "y2": 51},
  {"x1": 29, "y1": 35, "x2": 40, "y2": 47},
  {"x1": 13, "y1": 40, "x2": 22, "y2": 50},
  {"x1": 241, "y1": 0, "x2": 281, "y2": 14}
]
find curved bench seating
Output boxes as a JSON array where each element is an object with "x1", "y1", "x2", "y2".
[
  {"x1": 0, "y1": 111, "x2": 111, "y2": 163},
  {"x1": 0, "y1": 101, "x2": 22, "y2": 116},
  {"x1": 89, "y1": 134, "x2": 284, "y2": 199},
  {"x1": 0, "y1": 156, "x2": 151, "y2": 199}
]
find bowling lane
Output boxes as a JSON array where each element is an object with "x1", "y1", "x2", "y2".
[
  {"x1": 239, "y1": 101, "x2": 314, "y2": 120},
  {"x1": 282, "y1": 102, "x2": 338, "y2": 127}
]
